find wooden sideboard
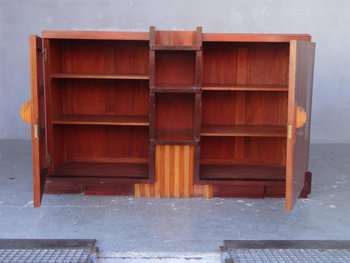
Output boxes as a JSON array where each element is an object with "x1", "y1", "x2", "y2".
[{"x1": 23, "y1": 27, "x2": 315, "y2": 211}]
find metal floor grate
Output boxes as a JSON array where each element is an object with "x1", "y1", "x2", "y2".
[
  {"x1": 221, "y1": 240, "x2": 350, "y2": 263},
  {"x1": 0, "y1": 239, "x2": 98, "y2": 263}
]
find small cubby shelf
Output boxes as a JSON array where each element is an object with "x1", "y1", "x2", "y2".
[
  {"x1": 152, "y1": 93, "x2": 198, "y2": 144},
  {"x1": 152, "y1": 129, "x2": 197, "y2": 145},
  {"x1": 153, "y1": 50, "x2": 196, "y2": 89},
  {"x1": 151, "y1": 45, "x2": 201, "y2": 51},
  {"x1": 150, "y1": 86, "x2": 200, "y2": 93}
]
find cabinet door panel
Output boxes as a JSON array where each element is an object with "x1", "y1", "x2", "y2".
[
  {"x1": 30, "y1": 35, "x2": 47, "y2": 207},
  {"x1": 286, "y1": 40, "x2": 315, "y2": 211}
]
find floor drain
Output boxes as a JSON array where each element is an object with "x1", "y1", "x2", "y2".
[
  {"x1": 221, "y1": 240, "x2": 350, "y2": 263},
  {"x1": 0, "y1": 239, "x2": 98, "y2": 263}
]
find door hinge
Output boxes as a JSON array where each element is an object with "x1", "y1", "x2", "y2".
[
  {"x1": 46, "y1": 154, "x2": 51, "y2": 167},
  {"x1": 287, "y1": 124, "x2": 292, "y2": 139},
  {"x1": 34, "y1": 124, "x2": 39, "y2": 139},
  {"x1": 43, "y1": 48, "x2": 47, "y2": 62}
]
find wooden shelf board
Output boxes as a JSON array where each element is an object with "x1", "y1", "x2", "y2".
[
  {"x1": 152, "y1": 129, "x2": 197, "y2": 144},
  {"x1": 42, "y1": 30, "x2": 149, "y2": 40},
  {"x1": 200, "y1": 164, "x2": 285, "y2": 181},
  {"x1": 151, "y1": 45, "x2": 201, "y2": 51},
  {"x1": 50, "y1": 73, "x2": 149, "y2": 80},
  {"x1": 151, "y1": 86, "x2": 200, "y2": 93},
  {"x1": 54, "y1": 162, "x2": 149, "y2": 179},
  {"x1": 201, "y1": 125, "x2": 287, "y2": 137},
  {"x1": 201, "y1": 84, "x2": 288, "y2": 92},
  {"x1": 52, "y1": 115, "x2": 149, "y2": 126},
  {"x1": 202, "y1": 33, "x2": 311, "y2": 42}
]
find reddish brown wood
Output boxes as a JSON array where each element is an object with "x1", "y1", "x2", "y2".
[
  {"x1": 152, "y1": 129, "x2": 196, "y2": 145},
  {"x1": 27, "y1": 29, "x2": 315, "y2": 209},
  {"x1": 50, "y1": 73, "x2": 149, "y2": 80},
  {"x1": 30, "y1": 35, "x2": 47, "y2": 207},
  {"x1": 52, "y1": 115, "x2": 149, "y2": 126},
  {"x1": 200, "y1": 164, "x2": 285, "y2": 181},
  {"x1": 153, "y1": 29, "x2": 198, "y2": 47},
  {"x1": 202, "y1": 42, "x2": 289, "y2": 86},
  {"x1": 200, "y1": 136, "x2": 287, "y2": 183},
  {"x1": 201, "y1": 84, "x2": 288, "y2": 91},
  {"x1": 201, "y1": 125, "x2": 286, "y2": 137},
  {"x1": 154, "y1": 93, "x2": 195, "y2": 144},
  {"x1": 50, "y1": 39, "x2": 149, "y2": 75},
  {"x1": 203, "y1": 33, "x2": 311, "y2": 42},
  {"x1": 54, "y1": 162, "x2": 148, "y2": 179},
  {"x1": 286, "y1": 40, "x2": 315, "y2": 211},
  {"x1": 85, "y1": 184, "x2": 134, "y2": 195},
  {"x1": 42, "y1": 30, "x2": 149, "y2": 40},
  {"x1": 44, "y1": 37, "x2": 150, "y2": 189},
  {"x1": 299, "y1": 171, "x2": 312, "y2": 198},
  {"x1": 200, "y1": 41, "x2": 290, "y2": 188},
  {"x1": 214, "y1": 185, "x2": 265, "y2": 198},
  {"x1": 150, "y1": 86, "x2": 200, "y2": 93},
  {"x1": 154, "y1": 51, "x2": 196, "y2": 88}
]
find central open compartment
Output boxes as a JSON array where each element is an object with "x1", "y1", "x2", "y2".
[
  {"x1": 154, "y1": 93, "x2": 196, "y2": 144},
  {"x1": 153, "y1": 51, "x2": 196, "y2": 92}
]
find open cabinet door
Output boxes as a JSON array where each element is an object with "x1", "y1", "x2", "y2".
[
  {"x1": 30, "y1": 35, "x2": 47, "y2": 207},
  {"x1": 286, "y1": 40, "x2": 315, "y2": 211}
]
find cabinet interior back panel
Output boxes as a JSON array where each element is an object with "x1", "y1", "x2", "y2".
[
  {"x1": 155, "y1": 51, "x2": 195, "y2": 86},
  {"x1": 49, "y1": 39, "x2": 149, "y2": 74},
  {"x1": 51, "y1": 79, "x2": 149, "y2": 116},
  {"x1": 202, "y1": 91, "x2": 287, "y2": 126},
  {"x1": 202, "y1": 42, "x2": 289, "y2": 85},
  {"x1": 52, "y1": 126, "x2": 149, "y2": 164},
  {"x1": 200, "y1": 137, "x2": 286, "y2": 165},
  {"x1": 156, "y1": 93, "x2": 194, "y2": 130}
]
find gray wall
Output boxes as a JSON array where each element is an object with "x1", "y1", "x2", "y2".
[{"x1": 0, "y1": 0, "x2": 349, "y2": 143}]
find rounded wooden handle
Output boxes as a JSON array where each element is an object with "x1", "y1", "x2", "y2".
[
  {"x1": 20, "y1": 100, "x2": 32, "y2": 124},
  {"x1": 296, "y1": 105, "x2": 307, "y2": 128}
]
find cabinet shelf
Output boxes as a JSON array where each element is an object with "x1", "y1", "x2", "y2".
[
  {"x1": 52, "y1": 115, "x2": 149, "y2": 126},
  {"x1": 151, "y1": 45, "x2": 201, "y2": 51},
  {"x1": 201, "y1": 125, "x2": 286, "y2": 137},
  {"x1": 50, "y1": 73, "x2": 149, "y2": 80},
  {"x1": 54, "y1": 162, "x2": 149, "y2": 179},
  {"x1": 200, "y1": 164, "x2": 285, "y2": 181},
  {"x1": 151, "y1": 86, "x2": 200, "y2": 93},
  {"x1": 202, "y1": 84, "x2": 288, "y2": 92},
  {"x1": 151, "y1": 129, "x2": 197, "y2": 145}
]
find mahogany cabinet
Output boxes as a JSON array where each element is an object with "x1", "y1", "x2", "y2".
[{"x1": 24, "y1": 27, "x2": 315, "y2": 211}]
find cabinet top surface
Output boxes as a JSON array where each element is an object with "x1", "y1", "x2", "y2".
[{"x1": 41, "y1": 30, "x2": 311, "y2": 42}]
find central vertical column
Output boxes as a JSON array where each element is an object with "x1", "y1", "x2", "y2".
[{"x1": 135, "y1": 27, "x2": 212, "y2": 198}]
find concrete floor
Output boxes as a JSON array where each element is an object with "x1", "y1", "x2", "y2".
[{"x1": 0, "y1": 140, "x2": 350, "y2": 262}]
